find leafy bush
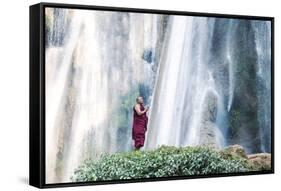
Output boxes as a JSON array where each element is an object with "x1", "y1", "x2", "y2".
[{"x1": 71, "y1": 146, "x2": 250, "y2": 182}]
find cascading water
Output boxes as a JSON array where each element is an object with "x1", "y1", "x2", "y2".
[
  {"x1": 146, "y1": 17, "x2": 271, "y2": 154},
  {"x1": 252, "y1": 21, "x2": 271, "y2": 152},
  {"x1": 46, "y1": 8, "x2": 161, "y2": 183},
  {"x1": 45, "y1": 8, "x2": 271, "y2": 183},
  {"x1": 145, "y1": 16, "x2": 226, "y2": 149}
]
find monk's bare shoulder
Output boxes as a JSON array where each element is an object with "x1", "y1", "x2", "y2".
[
  {"x1": 134, "y1": 104, "x2": 143, "y2": 115},
  {"x1": 135, "y1": 103, "x2": 140, "y2": 110}
]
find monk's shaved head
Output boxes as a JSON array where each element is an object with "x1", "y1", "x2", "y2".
[{"x1": 136, "y1": 96, "x2": 144, "y2": 104}]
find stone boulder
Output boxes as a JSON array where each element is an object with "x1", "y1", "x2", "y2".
[
  {"x1": 220, "y1": 144, "x2": 248, "y2": 159},
  {"x1": 219, "y1": 144, "x2": 271, "y2": 171},
  {"x1": 247, "y1": 153, "x2": 271, "y2": 171}
]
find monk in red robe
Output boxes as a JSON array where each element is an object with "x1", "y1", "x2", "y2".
[{"x1": 132, "y1": 96, "x2": 149, "y2": 150}]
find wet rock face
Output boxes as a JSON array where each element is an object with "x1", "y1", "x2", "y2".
[
  {"x1": 199, "y1": 92, "x2": 222, "y2": 149},
  {"x1": 203, "y1": 92, "x2": 218, "y2": 123},
  {"x1": 199, "y1": 121, "x2": 221, "y2": 149}
]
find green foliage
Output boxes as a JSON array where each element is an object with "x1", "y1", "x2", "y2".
[{"x1": 71, "y1": 146, "x2": 250, "y2": 182}]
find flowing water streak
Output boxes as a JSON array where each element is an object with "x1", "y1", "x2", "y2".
[
  {"x1": 145, "y1": 16, "x2": 193, "y2": 148},
  {"x1": 226, "y1": 20, "x2": 236, "y2": 112},
  {"x1": 184, "y1": 18, "x2": 219, "y2": 146}
]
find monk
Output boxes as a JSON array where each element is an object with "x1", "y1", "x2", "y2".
[{"x1": 132, "y1": 96, "x2": 149, "y2": 150}]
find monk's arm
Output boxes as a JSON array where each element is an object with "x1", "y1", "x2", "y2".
[{"x1": 135, "y1": 104, "x2": 147, "y2": 115}]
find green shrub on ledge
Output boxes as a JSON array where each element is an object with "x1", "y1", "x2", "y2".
[{"x1": 71, "y1": 146, "x2": 249, "y2": 182}]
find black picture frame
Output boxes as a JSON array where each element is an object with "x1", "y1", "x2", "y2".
[{"x1": 30, "y1": 2, "x2": 275, "y2": 189}]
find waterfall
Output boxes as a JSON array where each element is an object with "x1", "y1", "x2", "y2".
[
  {"x1": 45, "y1": 9, "x2": 82, "y2": 183},
  {"x1": 146, "y1": 18, "x2": 271, "y2": 152},
  {"x1": 45, "y1": 8, "x2": 272, "y2": 183},
  {"x1": 252, "y1": 21, "x2": 271, "y2": 152},
  {"x1": 145, "y1": 16, "x2": 226, "y2": 149},
  {"x1": 45, "y1": 8, "x2": 160, "y2": 183}
]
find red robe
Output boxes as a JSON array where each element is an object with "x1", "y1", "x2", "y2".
[{"x1": 132, "y1": 104, "x2": 148, "y2": 149}]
